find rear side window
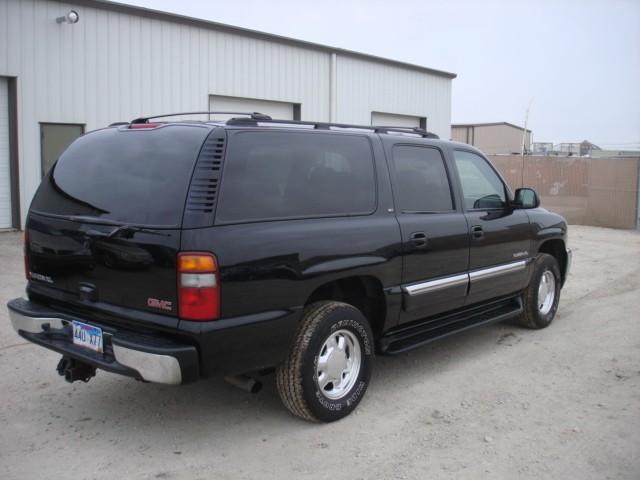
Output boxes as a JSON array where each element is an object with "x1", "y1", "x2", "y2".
[
  {"x1": 392, "y1": 145, "x2": 454, "y2": 212},
  {"x1": 216, "y1": 131, "x2": 376, "y2": 222},
  {"x1": 30, "y1": 126, "x2": 210, "y2": 226}
]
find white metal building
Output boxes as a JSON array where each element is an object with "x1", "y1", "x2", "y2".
[{"x1": 0, "y1": 0, "x2": 456, "y2": 229}]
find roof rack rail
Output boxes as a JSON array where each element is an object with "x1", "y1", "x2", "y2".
[
  {"x1": 372, "y1": 126, "x2": 439, "y2": 138},
  {"x1": 225, "y1": 117, "x2": 439, "y2": 138},
  {"x1": 130, "y1": 111, "x2": 272, "y2": 124}
]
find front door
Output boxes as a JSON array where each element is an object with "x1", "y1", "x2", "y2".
[
  {"x1": 452, "y1": 149, "x2": 532, "y2": 305},
  {"x1": 388, "y1": 143, "x2": 469, "y2": 325}
]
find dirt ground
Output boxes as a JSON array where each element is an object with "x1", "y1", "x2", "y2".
[{"x1": 0, "y1": 225, "x2": 638, "y2": 480}]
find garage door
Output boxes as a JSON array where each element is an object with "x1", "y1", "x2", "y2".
[
  {"x1": 209, "y1": 95, "x2": 295, "y2": 121},
  {"x1": 371, "y1": 111, "x2": 423, "y2": 129},
  {"x1": 0, "y1": 78, "x2": 11, "y2": 229}
]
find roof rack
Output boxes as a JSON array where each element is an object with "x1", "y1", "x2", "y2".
[
  {"x1": 372, "y1": 125, "x2": 439, "y2": 139},
  {"x1": 129, "y1": 111, "x2": 272, "y2": 124},
  {"x1": 225, "y1": 117, "x2": 440, "y2": 139}
]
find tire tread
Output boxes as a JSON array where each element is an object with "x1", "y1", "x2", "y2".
[
  {"x1": 516, "y1": 253, "x2": 560, "y2": 329},
  {"x1": 276, "y1": 301, "x2": 349, "y2": 421}
]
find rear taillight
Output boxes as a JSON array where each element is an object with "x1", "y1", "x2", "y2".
[
  {"x1": 23, "y1": 231, "x2": 30, "y2": 280},
  {"x1": 177, "y1": 252, "x2": 219, "y2": 321}
]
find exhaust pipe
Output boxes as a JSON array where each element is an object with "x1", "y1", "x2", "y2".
[
  {"x1": 224, "y1": 374, "x2": 262, "y2": 394},
  {"x1": 56, "y1": 356, "x2": 96, "y2": 383}
]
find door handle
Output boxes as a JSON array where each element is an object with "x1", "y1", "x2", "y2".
[
  {"x1": 410, "y1": 231, "x2": 428, "y2": 248},
  {"x1": 471, "y1": 225, "x2": 484, "y2": 240}
]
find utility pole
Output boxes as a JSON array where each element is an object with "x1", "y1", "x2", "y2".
[{"x1": 520, "y1": 98, "x2": 533, "y2": 187}]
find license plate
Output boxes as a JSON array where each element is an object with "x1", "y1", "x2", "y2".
[{"x1": 72, "y1": 320, "x2": 103, "y2": 353}]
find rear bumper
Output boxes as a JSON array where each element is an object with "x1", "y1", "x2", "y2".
[{"x1": 7, "y1": 298, "x2": 198, "y2": 385}]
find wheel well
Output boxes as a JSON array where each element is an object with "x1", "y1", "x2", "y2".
[
  {"x1": 538, "y1": 239, "x2": 567, "y2": 283},
  {"x1": 305, "y1": 276, "x2": 386, "y2": 338}
]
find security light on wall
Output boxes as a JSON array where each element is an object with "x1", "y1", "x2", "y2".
[{"x1": 56, "y1": 10, "x2": 79, "y2": 24}]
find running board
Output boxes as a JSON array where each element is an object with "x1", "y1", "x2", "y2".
[{"x1": 380, "y1": 296, "x2": 523, "y2": 355}]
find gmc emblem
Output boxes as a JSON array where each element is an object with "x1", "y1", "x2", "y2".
[{"x1": 147, "y1": 298, "x2": 173, "y2": 311}]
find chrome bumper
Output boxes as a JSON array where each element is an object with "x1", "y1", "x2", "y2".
[{"x1": 8, "y1": 305, "x2": 184, "y2": 385}]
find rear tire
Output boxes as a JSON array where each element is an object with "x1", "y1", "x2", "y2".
[
  {"x1": 516, "y1": 253, "x2": 561, "y2": 329},
  {"x1": 276, "y1": 301, "x2": 374, "y2": 422}
]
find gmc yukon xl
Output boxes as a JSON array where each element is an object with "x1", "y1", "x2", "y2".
[{"x1": 7, "y1": 113, "x2": 571, "y2": 422}]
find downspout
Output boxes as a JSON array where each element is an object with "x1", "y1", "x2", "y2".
[{"x1": 330, "y1": 52, "x2": 337, "y2": 122}]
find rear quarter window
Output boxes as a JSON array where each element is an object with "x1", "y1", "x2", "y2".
[{"x1": 216, "y1": 131, "x2": 376, "y2": 223}]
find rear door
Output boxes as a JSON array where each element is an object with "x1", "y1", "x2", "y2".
[
  {"x1": 386, "y1": 141, "x2": 469, "y2": 325},
  {"x1": 451, "y1": 148, "x2": 531, "y2": 305},
  {"x1": 26, "y1": 124, "x2": 212, "y2": 325}
]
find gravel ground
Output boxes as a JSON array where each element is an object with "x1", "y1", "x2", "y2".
[{"x1": 0, "y1": 225, "x2": 638, "y2": 480}]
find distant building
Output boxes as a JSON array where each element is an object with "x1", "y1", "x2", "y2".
[
  {"x1": 533, "y1": 142, "x2": 554, "y2": 154},
  {"x1": 554, "y1": 141, "x2": 601, "y2": 156},
  {"x1": 532, "y1": 139, "x2": 638, "y2": 158},
  {"x1": 579, "y1": 140, "x2": 601, "y2": 156},
  {"x1": 451, "y1": 122, "x2": 531, "y2": 155},
  {"x1": 589, "y1": 149, "x2": 640, "y2": 158}
]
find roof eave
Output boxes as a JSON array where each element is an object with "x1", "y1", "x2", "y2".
[{"x1": 63, "y1": 0, "x2": 457, "y2": 79}]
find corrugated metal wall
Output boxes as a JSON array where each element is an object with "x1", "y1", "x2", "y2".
[
  {"x1": 490, "y1": 155, "x2": 640, "y2": 229},
  {"x1": 0, "y1": 0, "x2": 453, "y2": 226},
  {"x1": 336, "y1": 55, "x2": 451, "y2": 137}
]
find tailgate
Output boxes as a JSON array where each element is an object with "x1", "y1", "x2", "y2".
[
  {"x1": 25, "y1": 124, "x2": 213, "y2": 323},
  {"x1": 27, "y1": 213, "x2": 181, "y2": 319}
]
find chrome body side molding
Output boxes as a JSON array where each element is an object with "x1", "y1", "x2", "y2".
[
  {"x1": 468, "y1": 260, "x2": 527, "y2": 282},
  {"x1": 404, "y1": 273, "x2": 469, "y2": 296},
  {"x1": 403, "y1": 260, "x2": 529, "y2": 296}
]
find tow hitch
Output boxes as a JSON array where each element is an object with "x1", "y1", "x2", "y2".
[{"x1": 56, "y1": 356, "x2": 97, "y2": 383}]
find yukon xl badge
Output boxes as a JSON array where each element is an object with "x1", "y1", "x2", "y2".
[
  {"x1": 513, "y1": 251, "x2": 529, "y2": 258},
  {"x1": 29, "y1": 272, "x2": 54, "y2": 284},
  {"x1": 147, "y1": 298, "x2": 173, "y2": 311}
]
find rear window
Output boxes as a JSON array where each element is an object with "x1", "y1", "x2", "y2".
[
  {"x1": 30, "y1": 126, "x2": 210, "y2": 226},
  {"x1": 216, "y1": 131, "x2": 376, "y2": 223}
]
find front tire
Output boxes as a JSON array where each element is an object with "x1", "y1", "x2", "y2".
[
  {"x1": 276, "y1": 301, "x2": 374, "y2": 422},
  {"x1": 517, "y1": 253, "x2": 561, "y2": 329}
]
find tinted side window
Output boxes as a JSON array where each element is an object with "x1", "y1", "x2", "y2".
[
  {"x1": 392, "y1": 145, "x2": 453, "y2": 212},
  {"x1": 216, "y1": 131, "x2": 376, "y2": 222},
  {"x1": 453, "y1": 150, "x2": 506, "y2": 209}
]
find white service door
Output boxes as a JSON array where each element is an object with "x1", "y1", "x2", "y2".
[
  {"x1": 0, "y1": 78, "x2": 11, "y2": 228},
  {"x1": 209, "y1": 95, "x2": 294, "y2": 121},
  {"x1": 371, "y1": 111, "x2": 421, "y2": 128}
]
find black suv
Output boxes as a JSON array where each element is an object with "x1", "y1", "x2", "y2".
[{"x1": 8, "y1": 113, "x2": 571, "y2": 422}]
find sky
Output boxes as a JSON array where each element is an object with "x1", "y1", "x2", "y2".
[{"x1": 120, "y1": 0, "x2": 640, "y2": 148}]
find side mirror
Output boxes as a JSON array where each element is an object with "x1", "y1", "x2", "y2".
[{"x1": 514, "y1": 188, "x2": 540, "y2": 209}]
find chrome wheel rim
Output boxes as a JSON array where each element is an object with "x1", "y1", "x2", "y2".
[
  {"x1": 537, "y1": 270, "x2": 556, "y2": 315},
  {"x1": 315, "y1": 329, "x2": 362, "y2": 400}
]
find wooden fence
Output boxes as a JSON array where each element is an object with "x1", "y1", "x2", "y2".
[{"x1": 488, "y1": 155, "x2": 640, "y2": 229}]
